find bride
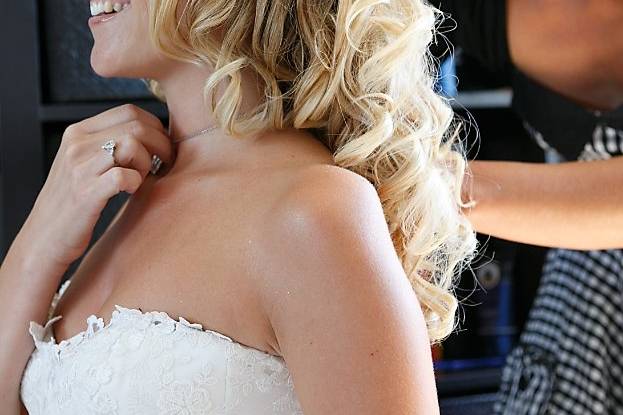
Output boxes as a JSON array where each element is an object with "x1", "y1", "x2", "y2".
[{"x1": 0, "y1": 0, "x2": 476, "y2": 413}]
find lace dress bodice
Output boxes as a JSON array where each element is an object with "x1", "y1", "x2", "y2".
[{"x1": 19, "y1": 280, "x2": 303, "y2": 414}]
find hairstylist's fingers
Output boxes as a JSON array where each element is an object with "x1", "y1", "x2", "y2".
[{"x1": 69, "y1": 104, "x2": 165, "y2": 135}]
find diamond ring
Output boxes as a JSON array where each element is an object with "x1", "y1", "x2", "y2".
[{"x1": 101, "y1": 139, "x2": 118, "y2": 166}]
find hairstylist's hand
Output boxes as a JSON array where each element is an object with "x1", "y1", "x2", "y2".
[{"x1": 22, "y1": 104, "x2": 173, "y2": 271}]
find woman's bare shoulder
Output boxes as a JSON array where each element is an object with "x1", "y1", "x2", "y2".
[
  {"x1": 255, "y1": 161, "x2": 393, "y2": 298},
  {"x1": 253, "y1": 162, "x2": 437, "y2": 413},
  {"x1": 279, "y1": 163, "x2": 378, "y2": 209}
]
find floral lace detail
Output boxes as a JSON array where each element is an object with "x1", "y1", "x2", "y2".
[
  {"x1": 47, "y1": 278, "x2": 71, "y2": 322},
  {"x1": 20, "y1": 280, "x2": 304, "y2": 414}
]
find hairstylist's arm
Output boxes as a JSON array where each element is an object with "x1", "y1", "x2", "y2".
[{"x1": 464, "y1": 157, "x2": 623, "y2": 249}]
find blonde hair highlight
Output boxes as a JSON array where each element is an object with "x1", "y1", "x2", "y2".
[{"x1": 147, "y1": 0, "x2": 477, "y2": 343}]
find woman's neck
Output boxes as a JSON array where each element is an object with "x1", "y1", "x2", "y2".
[{"x1": 157, "y1": 61, "x2": 266, "y2": 174}]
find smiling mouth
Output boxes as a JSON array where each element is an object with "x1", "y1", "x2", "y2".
[{"x1": 90, "y1": 1, "x2": 130, "y2": 17}]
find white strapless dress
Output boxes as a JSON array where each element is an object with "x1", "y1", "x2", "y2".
[{"x1": 19, "y1": 279, "x2": 304, "y2": 414}]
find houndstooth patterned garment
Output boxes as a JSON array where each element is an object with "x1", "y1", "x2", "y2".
[{"x1": 495, "y1": 122, "x2": 623, "y2": 415}]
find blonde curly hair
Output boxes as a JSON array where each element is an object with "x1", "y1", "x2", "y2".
[{"x1": 146, "y1": 0, "x2": 477, "y2": 343}]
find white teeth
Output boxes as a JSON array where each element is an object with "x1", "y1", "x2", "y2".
[
  {"x1": 90, "y1": 2, "x2": 102, "y2": 16},
  {"x1": 90, "y1": 1, "x2": 128, "y2": 17}
]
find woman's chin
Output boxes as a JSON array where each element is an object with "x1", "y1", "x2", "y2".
[
  {"x1": 90, "y1": 51, "x2": 137, "y2": 78},
  {"x1": 90, "y1": 50, "x2": 120, "y2": 78}
]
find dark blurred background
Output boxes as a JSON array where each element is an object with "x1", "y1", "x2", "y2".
[{"x1": 0, "y1": 2, "x2": 549, "y2": 414}]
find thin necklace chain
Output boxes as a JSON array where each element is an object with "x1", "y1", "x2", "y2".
[{"x1": 171, "y1": 125, "x2": 220, "y2": 144}]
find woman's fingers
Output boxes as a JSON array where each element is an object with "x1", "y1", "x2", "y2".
[
  {"x1": 87, "y1": 119, "x2": 174, "y2": 172},
  {"x1": 71, "y1": 103, "x2": 165, "y2": 135},
  {"x1": 26, "y1": 104, "x2": 174, "y2": 270},
  {"x1": 80, "y1": 136, "x2": 153, "y2": 180},
  {"x1": 96, "y1": 167, "x2": 144, "y2": 199}
]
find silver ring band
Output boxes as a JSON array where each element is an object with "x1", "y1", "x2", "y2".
[
  {"x1": 103, "y1": 139, "x2": 162, "y2": 175},
  {"x1": 150, "y1": 154, "x2": 162, "y2": 175}
]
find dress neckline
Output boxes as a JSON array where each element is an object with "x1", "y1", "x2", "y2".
[{"x1": 29, "y1": 280, "x2": 282, "y2": 360}]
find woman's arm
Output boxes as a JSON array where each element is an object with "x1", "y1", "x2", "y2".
[
  {"x1": 260, "y1": 166, "x2": 439, "y2": 414},
  {"x1": 0, "y1": 224, "x2": 70, "y2": 415},
  {"x1": 0, "y1": 105, "x2": 172, "y2": 414},
  {"x1": 464, "y1": 157, "x2": 623, "y2": 249}
]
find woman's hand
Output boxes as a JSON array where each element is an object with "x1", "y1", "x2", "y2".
[
  {"x1": 23, "y1": 104, "x2": 173, "y2": 270},
  {"x1": 0, "y1": 104, "x2": 173, "y2": 415}
]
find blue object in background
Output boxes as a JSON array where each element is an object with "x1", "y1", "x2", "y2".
[
  {"x1": 437, "y1": 54, "x2": 458, "y2": 98},
  {"x1": 495, "y1": 263, "x2": 515, "y2": 357}
]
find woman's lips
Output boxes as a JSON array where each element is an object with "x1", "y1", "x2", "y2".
[{"x1": 88, "y1": 13, "x2": 118, "y2": 26}]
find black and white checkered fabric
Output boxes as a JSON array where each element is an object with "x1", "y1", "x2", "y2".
[
  {"x1": 495, "y1": 249, "x2": 623, "y2": 414},
  {"x1": 495, "y1": 122, "x2": 623, "y2": 414}
]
